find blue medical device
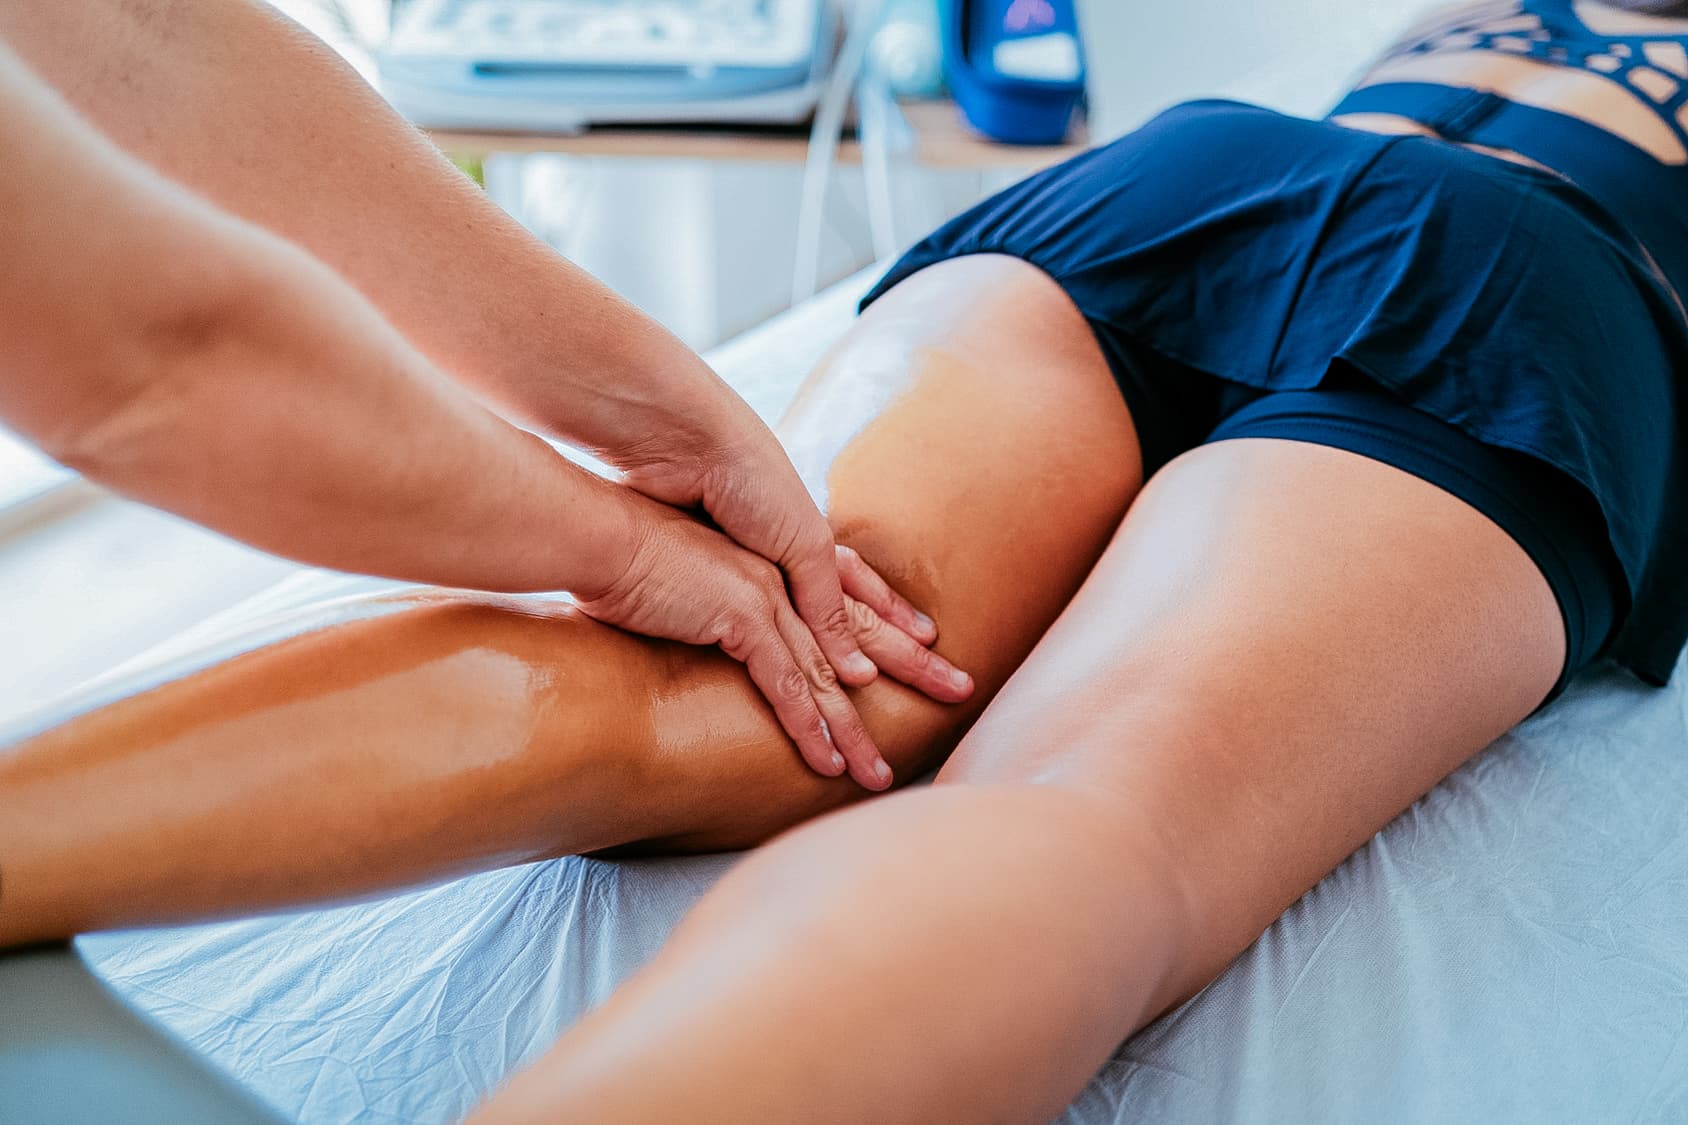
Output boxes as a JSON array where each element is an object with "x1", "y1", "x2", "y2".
[{"x1": 943, "y1": 0, "x2": 1085, "y2": 144}]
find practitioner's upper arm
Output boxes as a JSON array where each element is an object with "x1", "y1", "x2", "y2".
[{"x1": 0, "y1": 37, "x2": 251, "y2": 464}]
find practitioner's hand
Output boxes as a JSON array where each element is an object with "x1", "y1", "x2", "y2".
[
  {"x1": 575, "y1": 498, "x2": 970, "y2": 791},
  {"x1": 606, "y1": 395, "x2": 889, "y2": 694}
]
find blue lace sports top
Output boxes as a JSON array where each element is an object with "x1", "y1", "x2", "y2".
[{"x1": 1328, "y1": 0, "x2": 1688, "y2": 305}]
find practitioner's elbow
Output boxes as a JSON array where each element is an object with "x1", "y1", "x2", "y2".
[{"x1": 44, "y1": 246, "x2": 273, "y2": 482}]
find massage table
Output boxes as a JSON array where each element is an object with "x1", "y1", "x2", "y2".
[{"x1": 4, "y1": 269, "x2": 1686, "y2": 1123}]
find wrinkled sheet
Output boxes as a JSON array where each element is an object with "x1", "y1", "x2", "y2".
[{"x1": 81, "y1": 271, "x2": 1688, "y2": 1122}]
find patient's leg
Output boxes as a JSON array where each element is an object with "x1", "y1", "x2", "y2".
[
  {"x1": 0, "y1": 256, "x2": 1142, "y2": 948},
  {"x1": 475, "y1": 439, "x2": 1565, "y2": 1125}
]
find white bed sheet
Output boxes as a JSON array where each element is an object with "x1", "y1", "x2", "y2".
[{"x1": 78, "y1": 270, "x2": 1688, "y2": 1122}]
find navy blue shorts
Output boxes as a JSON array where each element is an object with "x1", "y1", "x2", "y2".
[{"x1": 860, "y1": 101, "x2": 1687, "y2": 696}]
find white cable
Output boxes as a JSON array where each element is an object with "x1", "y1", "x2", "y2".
[
  {"x1": 856, "y1": 76, "x2": 903, "y2": 261},
  {"x1": 792, "y1": 0, "x2": 889, "y2": 304}
]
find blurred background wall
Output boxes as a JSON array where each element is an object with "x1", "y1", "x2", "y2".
[{"x1": 499, "y1": 0, "x2": 1444, "y2": 349}]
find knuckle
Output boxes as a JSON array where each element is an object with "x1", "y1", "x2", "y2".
[
  {"x1": 818, "y1": 599, "x2": 854, "y2": 639},
  {"x1": 747, "y1": 556, "x2": 786, "y2": 595},
  {"x1": 761, "y1": 513, "x2": 809, "y2": 566},
  {"x1": 785, "y1": 518, "x2": 833, "y2": 568},
  {"x1": 847, "y1": 598, "x2": 881, "y2": 639},
  {"x1": 808, "y1": 655, "x2": 841, "y2": 693},
  {"x1": 906, "y1": 642, "x2": 935, "y2": 675},
  {"x1": 713, "y1": 603, "x2": 769, "y2": 660},
  {"x1": 713, "y1": 615, "x2": 750, "y2": 657},
  {"x1": 775, "y1": 665, "x2": 814, "y2": 705}
]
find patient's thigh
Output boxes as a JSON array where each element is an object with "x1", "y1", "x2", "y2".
[
  {"x1": 632, "y1": 256, "x2": 1144, "y2": 851},
  {"x1": 934, "y1": 436, "x2": 1564, "y2": 1013},
  {"x1": 783, "y1": 254, "x2": 1143, "y2": 704}
]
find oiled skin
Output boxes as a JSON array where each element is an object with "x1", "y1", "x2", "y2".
[
  {"x1": 8, "y1": 0, "x2": 1680, "y2": 951},
  {"x1": 0, "y1": 257, "x2": 1140, "y2": 948},
  {"x1": 3, "y1": 9, "x2": 1665, "y2": 1117}
]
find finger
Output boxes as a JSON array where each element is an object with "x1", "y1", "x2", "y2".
[
  {"x1": 846, "y1": 596, "x2": 974, "y2": 704},
  {"x1": 771, "y1": 599, "x2": 893, "y2": 791},
  {"x1": 836, "y1": 544, "x2": 939, "y2": 645},
  {"x1": 734, "y1": 623, "x2": 849, "y2": 780},
  {"x1": 782, "y1": 524, "x2": 879, "y2": 689}
]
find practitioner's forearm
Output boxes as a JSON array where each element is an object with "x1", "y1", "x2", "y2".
[
  {"x1": 0, "y1": 0, "x2": 725, "y2": 455},
  {"x1": 59, "y1": 230, "x2": 639, "y2": 595},
  {"x1": 0, "y1": 41, "x2": 637, "y2": 596}
]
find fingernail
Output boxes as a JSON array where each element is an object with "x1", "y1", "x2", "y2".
[
  {"x1": 830, "y1": 751, "x2": 847, "y2": 774},
  {"x1": 873, "y1": 759, "x2": 893, "y2": 786},
  {"x1": 914, "y1": 612, "x2": 935, "y2": 634},
  {"x1": 948, "y1": 667, "x2": 972, "y2": 692},
  {"x1": 844, "y1": 653, "x2": 875, "y2": 679}
]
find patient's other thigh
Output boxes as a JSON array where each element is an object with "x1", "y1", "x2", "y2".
[
  {"x1": 785, "y1": 254, "x2": 1142, "y2": 729},
  {"x1": 639, "y1": 256, "x2": 1143, "y2": 850},
  {"x1": 936, "y1": 436, "x2": 1565, "y2": 1013},
  {"x1": 783, "y1": 253, "x2": 1141, "y2": 675}
]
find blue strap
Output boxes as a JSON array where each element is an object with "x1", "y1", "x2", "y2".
[{"x1": 1328, "y1": 82, "x2": 1508, "y2": 140}]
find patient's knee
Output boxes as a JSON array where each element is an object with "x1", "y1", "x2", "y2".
[
  {"x1": 601, "y1": 521, "x2": 980, "y2": 857},
  {"x1": 608, "y1": 671, "x2": 961, "y2": 858}
]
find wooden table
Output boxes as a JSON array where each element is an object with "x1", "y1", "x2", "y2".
[{"x1": 426, "y1": 98, "x2": 1087, "y2": 171}]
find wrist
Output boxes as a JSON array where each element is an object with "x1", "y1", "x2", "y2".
[
  {"x1": 562, "y1": 470, "x2": 650, "y2": 603},
  {"x1": 495, "y1": 298, "x2": 736, "y2": 465}
]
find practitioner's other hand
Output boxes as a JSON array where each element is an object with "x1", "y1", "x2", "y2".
[
  {"x1": 575, "y1": 496, "x2": 970, "y2": 791},
  {"x1": 835, "y1": 543, "x2": 974, "y2": 706},
  {"x1": 606, "y1": 393, "x2": 891, "y2": 693}
]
